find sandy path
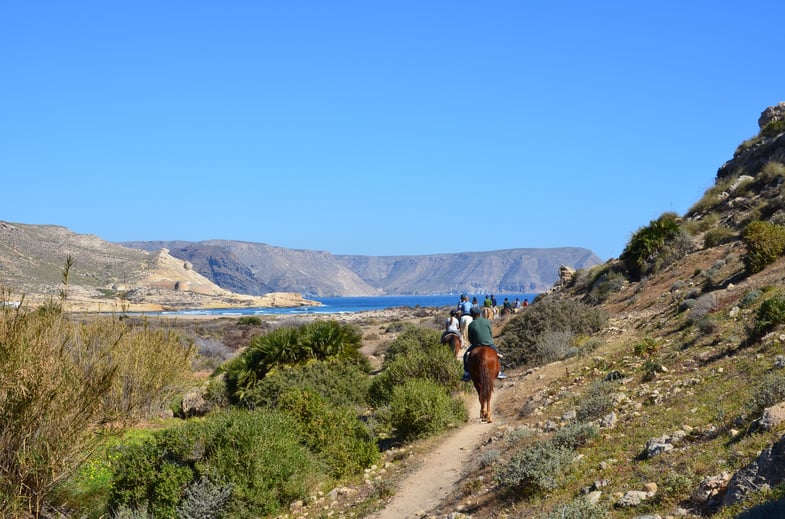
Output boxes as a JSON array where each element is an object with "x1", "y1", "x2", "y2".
[{"x1": 368, "y1": 392, "x2": 500, "y2": 519}]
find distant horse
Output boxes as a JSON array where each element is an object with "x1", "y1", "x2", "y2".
[
  {"x1": 459, "y1": 315, "x2": 473, "y2": 346},
  {"x1": 441, "y1": 332, "x2": 463, "y2": 358},
  {"x1": 467, "y1": 346, "x2": 501, "y2": 423},
  {"x1": 481, "y1": 307, "x2": 493, "y2": 320}
]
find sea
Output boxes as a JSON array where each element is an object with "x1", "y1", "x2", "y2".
[{"x1": 158, "y1": 293, "x2": 540, "y2": 317}]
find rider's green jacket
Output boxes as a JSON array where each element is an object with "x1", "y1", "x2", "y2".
[{"x1": 467, "y1": 317, "x2": 494, "y2": 346}]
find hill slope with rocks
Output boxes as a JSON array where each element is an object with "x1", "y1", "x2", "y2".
[
  {"x1": 285, "y1": 102, "x2": 785, "y2": 518},
  {"x1": 120, "y1": 240, "x2": 601, "y2": 297}
]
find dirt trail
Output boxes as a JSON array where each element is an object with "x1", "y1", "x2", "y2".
[
  {"x1": 368, "y1": 391, "x2": 501, "y2": 519},
  {"x1": 366, "y1": 358, "x2": 566, "y2": 519}
]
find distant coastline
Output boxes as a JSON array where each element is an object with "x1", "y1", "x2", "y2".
[{"x1": 155, "y1": 293, "x2": 540, "y2": 317}]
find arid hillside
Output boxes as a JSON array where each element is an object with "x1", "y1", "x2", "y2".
[
  {"x1": 277, "y1": 102, "x2": 785, "y2": 518},
  {"x1": 0, "y1": 221, "x2": 315, "y2": 312}
]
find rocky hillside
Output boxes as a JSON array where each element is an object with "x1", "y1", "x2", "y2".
[
  {"x1": 0, "y1": 222, "x2": 314, "y2": 312},
  {"x1": 120, "y1": 240, "x2": 601, "y2": 297},
  {"x1": 427, "y1": 101, "x2": 785, "y2": 517},
  {"x1": 292, "y1": 102, "x2": 785, "y2": 518}
]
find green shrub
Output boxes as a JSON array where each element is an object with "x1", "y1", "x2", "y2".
[
  {"x1": 620, "y1": 213, "x2": 683, "y2": 280},
  {"x1": 220, "y1": 319, "x2": 363, "y2": 404},
  {"x1": 575, "y1": 380, "x2": 618, "y2": 423},
  {"x1": 177, "y1": 477, "x2": 233, "y2": 519},
  {"x1": 382, "y1": 325, "x2": 441, "y2": 366},
  {"x1": 633, "y1": 337, "x2": 659, "y2": 358},
  {"x1": 704, "y1": 226, "x2": 736, "y2": 248},
  {"x1": 495, "y1": 441, "x2": 575, "y2": 494},
  {"x1": 499, "y1": 300, "x2": 608, "y2": 369},
  {"x1": 236, "y1": 316, "x2": 262, "y2": 326},
  {"x1": 242, "y1": 359, "x2": 371, "y2": 410},
  {"x1": 550, "y1": 422, "x2": 598, "y2": 450},
  {"x1": 109, "y1": 409, "x2": 322, "y2": 518},
  {"x1": 754, "y1": 293, "x2": 785, "y2": 337},
  {"x1": 761, "y1": 119, "x2": 785, "y2": 139},
  {"x1": 389, "y1": 379, "x2": 467, "y2": 439},
  {"x1": 742, "y1": 220, "x2": 785, "y2": 274},
  {"x1": 583, "y1": 268, "x2": 626, "y2": 305},
  {"x1": 749, "y1": 371, "x2": 785, "y2": 415},
  {"x1": 740, "y1": 289, "x2": 763, "y2": 308},
  {"x1": 278, "y1": 389, "x2": 379, "y2": 478},
  {"x1": 369, "y1": 328, "x2": 463, "y2": 406},
  {"x1": 543, "y1": 498, "x2": 607, "y2": 519}
]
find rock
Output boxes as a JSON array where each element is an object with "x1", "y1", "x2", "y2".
[
  {"x1": 600, "y1": 411, "x2": 618, "y2": 429},
  {"x1": 759, "y1": 402, "x2": 785, "y2": 431},
  {"x1": 642, "y1": 482, "x2": 658, "y2": 495},
  {"x1": 181, "y1": 388, "x2": 209, "y2": 417},
  {"x1": 617, "y1": 490, "x2": 650, "y2": 507},
  {"x1": 721, "y1": 433, "x2": 785, "y2": 507},
  {"x1": 585, "y1": 490, "x2": 602, "y2": 505},
  {"x1": 758, "y1": 102, "x2": 785, "y2": 128},
  {"x1": 645, "y1": 436, "x2": 675, "y2": 458},
  {"x1": 692, "y1": 471, "x2": 732, "y2": 502}
]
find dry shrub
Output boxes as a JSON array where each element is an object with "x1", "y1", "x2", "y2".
[{"x1": 0, "y1": 292, "x2": 195, "y2": 516}]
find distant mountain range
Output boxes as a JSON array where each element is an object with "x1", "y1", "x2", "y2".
[{"x1": 122, "y1": 240, "x2": 602, "y2": 297}]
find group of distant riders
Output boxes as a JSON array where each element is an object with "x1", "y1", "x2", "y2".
[{"x1": 441, "y1": 294, "x2": 530, "y2": 382}]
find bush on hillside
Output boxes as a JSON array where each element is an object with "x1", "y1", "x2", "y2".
[
  {"x1": 536, "y1": 330, "x2": 578, "y2": 362},
  {"x1": 575, "y1": 379, "x2": 619, "y2": 423},
  {"x1": 742, "y1": 220, "x2": 785, "y2": 274},
  {"x1": 109, "y1": 409, "x2": 322, "y2": 518},
  {"x1": 495, "y1": 441, "x2": 575, "y2": 495},
  {"x1": 220, "y1": 319, "x2": 363, "y2": 405},
  {"x1": 498, "y1": 300, "x2": 608, "y2": 369},
  {"x1": 620, "y1": 212, "x2": 690, "y2": 280},
  {"x1": 389, "y1": 379, "x2": 467, "y2": 439},
  {"x1": 582, "y1": 267, "x2": 626, "y2": 305},
  {"x1": 369, "y1": 327, "x2": 463, "y2": 406},
  {"x1": 753, "y1": 293, "x2": 785, "y2": 338},
  {"x1": 241, "y1": 359, "x2": 371, "y2": 410},
  {"x1": 749, "y1": 371, "x2": 785, "y2": 416},
  {"x1": 382, "y1": 325, "x2": 442, "y2": 365},
  {"x1": 495, "y1": 420, "x2": 598, "y2": 497},
  {"x1": 236, "y1": 315, "x2": 262, "y2": 326},
  {"x1": 278, "y1": 389, "x2": 379, "y2": 478},
  {"x1": 704, "y1": 226, "x2": 736, "y2": 248},
  {"x1": 545, "y1": 498, "x2": 607, "y2": 519}
]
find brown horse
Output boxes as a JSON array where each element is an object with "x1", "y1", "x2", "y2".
[
  {"x1": 442, "y1": 332, "x2": 463, "y2": 358},
  {"x1": 467, "y1": 346, "x2": 501, "y2": 423}
]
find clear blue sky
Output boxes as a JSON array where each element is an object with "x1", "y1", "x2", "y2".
[{"x1": 2, "y1": 2, "x2": 783, "y2": 261}]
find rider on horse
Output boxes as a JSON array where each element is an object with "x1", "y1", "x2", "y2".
[
  {"x1": 441, "y1": 309, "x2": 462, "y2": 345},
  {"x1": 462, "y1": 306, "x2": 507, "y2": 382}
]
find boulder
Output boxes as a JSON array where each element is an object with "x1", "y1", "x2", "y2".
[{"x1": 721, "y1": 433, "x2": 785, "y2": 507}]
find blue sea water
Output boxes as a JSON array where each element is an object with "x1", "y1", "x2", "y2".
[{"x1": 160, "y1": 293, "x2": 539, "y2": 317}]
